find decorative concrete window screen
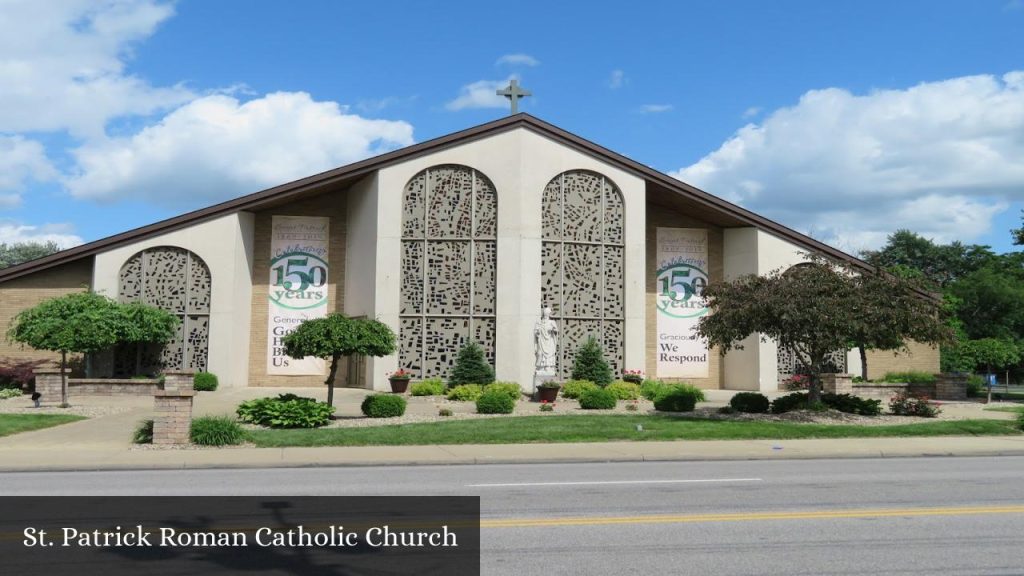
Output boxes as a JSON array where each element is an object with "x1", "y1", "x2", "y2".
[
  {"x1": 117, "y1": 246, "x2": 212, "y2": 374},
  {"x1": 399, "y1": 165, "x2": 497, "y2": 379},
  {"x1": 777, "y1": 346, "x2": 848, "y2": 387},
  {"x1": 541, "y1": 170, "x2": 625, "y2": 379}
]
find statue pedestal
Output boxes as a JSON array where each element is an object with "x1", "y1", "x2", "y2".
[{"x1": 533, "y1": 372, "x2": 557, "y2": 393}]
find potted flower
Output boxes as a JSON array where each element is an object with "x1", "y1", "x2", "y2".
[
  {"x1": 622, "y1": 369, "x2": 644, "y2": 384},
  {"x1": 536, "y1": 380, "x2": 560, "y2": 403},
  {"x1": 388, "y1": 369, "x2": 413, "y2": 393}
]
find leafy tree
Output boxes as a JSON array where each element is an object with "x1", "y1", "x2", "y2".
[
  {"x1": 571, "y1": 336, "x2": 613, "y2": 386},
  {"x1": 1013, "y1": 210, "x2": 1024, "y2": 246},
  {"x1": 0, "y1": 241, "x2": 61, "y2": 269},
  {"x1": 698, "y1": 259, "x2": 948, "y2": 403},
  {"x1": 449, "y1": 341, "x2": 495, "y2": 386},
  {"x1": 861, "y1": 230, "x2": 994, "y2": 288},
  {"x1": 282, "y1": 314, "x2": 396, "y2": 408},
  {"x1": 947, "y1": 265, "x2": 1024, "y2": 341},
  {"x1": 954, "y1": 338, "x2": 1021, "y2": 377},
  {"x1": 7, "y1": 292, "x2": 122, "y2": 406}
]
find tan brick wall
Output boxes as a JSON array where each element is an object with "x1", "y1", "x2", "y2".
[
  {"x1": 645, "y1": 205, "x2": 724, "y2": 389},
  {"x1": 0, "y1": 259, "x2": 93, "y2": 368},
  {"x1": 247, "y1": 192, "x2": 347, "y2": 387},
  {"x1": 865, "y1": 340, "x2": 941, "y2": 381}
]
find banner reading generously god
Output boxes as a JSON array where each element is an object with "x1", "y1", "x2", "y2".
[
  {"x1": 266, "y1": 216, "x2": 329, "y2": 375},
  {"x1": 655, "y1": 228, "x2": 710, "y2": 378}
]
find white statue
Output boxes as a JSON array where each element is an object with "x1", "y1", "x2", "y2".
[{"x1": 534, "y1": 307, "x2": 558, "y2": 374}]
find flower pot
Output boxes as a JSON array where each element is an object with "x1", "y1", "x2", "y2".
[
  {"x1": 389, "y1": 378, "x2": 410, "y2": 394},
  {"x1": 536, "y1": 386, "x2": 559, "y2": 403}
]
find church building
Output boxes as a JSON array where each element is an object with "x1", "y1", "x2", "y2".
[{"x1": 0, "y1": 113, "x2": 939, "y2": 391}]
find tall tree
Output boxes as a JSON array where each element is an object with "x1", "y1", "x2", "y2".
[
  {"x1": 861, "y1": 230, "x2": 994, "y2": 288},
  {"x1": 282, "y1": 314, "x2": 397, "y2": 408},
  {"x1": 0, "y1": 241, "x2": 61, "y2": 269}
]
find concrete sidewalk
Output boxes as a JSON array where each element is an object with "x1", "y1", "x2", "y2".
[{"x1": 1, "y1": 388, "x2": 1022, "y2": 472}]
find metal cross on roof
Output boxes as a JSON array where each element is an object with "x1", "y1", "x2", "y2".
[{"x1": 496, "y1": 79, "x2": 531, "y2": 115}]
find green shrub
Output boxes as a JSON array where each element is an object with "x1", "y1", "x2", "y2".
[
  {"x1": 822, "y1": 393, "x2": 882, "y2": 416},
  {"x1": 410, "y1": 378, "x2": 446, "y2": 396},
  {"x1": 881, "y1": 371, "x2": 937, "y2": 385},
  {"x1": 579, "y1": 388, "x2": 617, "y2": 410},
  {"x1": 717, "y1": 406, "x2": 737, "y2": 415},
  {"x1": 771, "y1": 392, "x2": 809, "y2": 414},
  {"x1": 561, "y1": 380, "x2": 598, "y2": 399},
  {"x1": 653, "y1": 387, "x2": 699, "y2": 412},
  {"x1": 966, "y1": 375, "x2": 985, "y2": 398},
  {"x1": 484, "y1": 381, "x2": 521, "y2": 401},
  {"x1": 193, "y1": 372, "x2": 218, "y2": 391},
  {"x1": 730, "y1": 392, "x2": 770, "y2": 414},
  {"x1": 446, "y1": 384, "x2": 484, "y2": 401},
  {"x1": 540, "y1": 402, "x2": 554, "y2": 412},
  {"x1": 476, "y1": 389, "x2": 515, "y2": 414},
  {"x1": 0, "y1": 387, "x2": 22, "y2": 399},
  {"x1": 190, "y1": 416, "x2": 246, "y2": 446},
  {"x1": 571, "y1": 336, "x2": 613, "y2": 386},
  {"x1": 132, "y1": 419, "x2": 153, "y2": 444},
  {"x1": 236, "y1": 394, "x2": 335, "y2": 428},
  {"x1": 889, "y1": 392, "x2": 941, "y2": 417},
  {"x1": 668, "y1": 383, "x2": 706, "y2": 403},
  {"x1": 640, "y1": 379, "x2": 669, "y2": 401},
  {"x1": 361, "y1": 394, "x2": 407, "y2": 418},
  {"x1": 438, "y1": 407, "x2": 453, "y2": 417},
  {"x1": 449, "y1": 342, "x2": 495, "y2": 386},
  {"x1": 605, "y1": 381, "x2": 640, "y2": 400}
]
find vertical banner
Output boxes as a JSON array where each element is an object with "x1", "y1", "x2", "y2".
[
  {"x1": 656, "y1": 228, "x2": 710, "y2": 378},
  {"x1": 267, "y1": 216, "x2": 329, "y2": 375}
]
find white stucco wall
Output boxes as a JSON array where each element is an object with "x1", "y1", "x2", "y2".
[
  {"x1": 369, "y1": 127, "x2": 646, "y2": 391},
  {"x1": 721, "y1": 228, "x2": 811, "y2": 391},
  {"x1": 92, "y1": 213, "x2": 255, "y2": 387}
]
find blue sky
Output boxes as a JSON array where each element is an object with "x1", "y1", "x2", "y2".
[{"x1": 2, "y1": 0, "x2": 1023, "y2": 255}]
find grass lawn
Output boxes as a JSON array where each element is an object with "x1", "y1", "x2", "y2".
[
  {"x1": 984, "y1": 405, "x2": 1024, "y2": 414},
  {"x1": 248, "y1": 415, "x2": 1022, "y2": 448},
  {"x1": 0, "y1": 414, "x2": 86, "y2": 438}
]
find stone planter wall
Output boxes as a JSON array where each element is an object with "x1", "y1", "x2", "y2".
[
  {"x1": 67, "y1": 378, "x2": 160, "y2": 395},
  {"x1": 152, "y1": 371, "x2": 197, "y2": 445}
]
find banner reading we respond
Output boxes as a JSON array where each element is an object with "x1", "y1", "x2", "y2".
[
  {"x1": 655, "y1": 227, "x2": 710, "y2": 378},
  {"x1": 267, "y1": 216, "x2": 329, "y2": 375}
]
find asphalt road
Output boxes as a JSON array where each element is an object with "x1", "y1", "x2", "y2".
[{"x1": 2, "y1": 456, "x2": 1023, "y2": 575}]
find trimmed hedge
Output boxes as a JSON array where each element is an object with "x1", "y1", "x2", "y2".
[
  {"x1": 446, "y1": 384, "x2": 484, "y2": 402},
  {"x1": 237, "y1": 394, "x2": 335, "y2": 428},
  {"x1": 605, "y1": 381, "x2": 640, "y2": 400},
  {"x1": 730, "y1": 392, "x2": 770, "y2": 414},
  {"x1": 476, "y1": 389, "x2": 515, "y2": 414},
  {"x1": 190, "y1": 415, "x2": 246, "y2": 446},
  {"x1": 361, "y1": 394, "x2": 407, "y2": 418},
  {"x1": 410, "y1": 378, "x2": 446, "y2": 396},
  {"x1": 579, "y1": 388, "x2": 617, "y2": 410},
  {"x1": 653, "y1": 387, "x2": 699, "y2": 412},
  {"x1": 771, "y1": 392, "x2": 883, "y2": 416},
  {"x1": 561, "y1": 380, "x2": 599, "y2": 399},
  {"x1": 771, "y1": 392, "x2": 808, "y2": 414},
  {"x1": 193, "y1": 372, "x2": 218, "y2": 392}
]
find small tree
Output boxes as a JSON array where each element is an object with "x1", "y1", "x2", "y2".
[
  {"x1": 449, "y1": 341, "x2": 495, "y2": 387},
  {"x1": 115, "y1": 302, "x2": 180, "y2": 374},
  {"x1": 7, "y1": 292, "x2": 122, "y2": 406},
  {"x1": 282, "y1": 314, "x2": 396, "y2": 408},
  {"x1": 571, "y1": 336, "x2": 612, "y2": 386}
]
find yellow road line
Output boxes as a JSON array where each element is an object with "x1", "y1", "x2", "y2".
[{"x1": 481, "y1": 505, "x2": 1024, "y2": 528}]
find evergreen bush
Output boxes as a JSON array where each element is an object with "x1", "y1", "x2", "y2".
[
  {"x1": 449, "y1": 342, "x2": 495, "y2": 386},
  {"x1": 605, "y1": 381, "x2": 640, "y2": 400},
  {"x1": 653, "y1": 387, "x2": 699, "y2": 412},
  {"x1": 361, "y1": 394, "x2": 407, "y2": 418},
  {"x1": 729, "y1": 392, "x2": 770, "y2": 414},
  {"x1": 571, "y1": 337, "x2": 612, "y2": 386},
  {"x1": 476, "y1": 389, "x2": 515, "y2": 414},
  {"x1": 561, "y1": 380, "x2": 598, "y2": 399},
  {"x1": 483, "y1": 382, "x2": 521, "y2": 401},
  {"x1": 770, "y1": 392, "x2": 808, "y2": 414},
  {"x1": 193, "y1": 372, "x2": 218, "y2": 391},
  {"x1": 579, "y1": 387, "x2": 617, "y2": 409}
]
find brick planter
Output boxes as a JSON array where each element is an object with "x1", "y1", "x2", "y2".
[
  {"x1": 935, "y1": 373, "x2": 967, "y2": 401},
  {"x1": 32, "y1": 368, "x2": 68, "y2": 403},
  {"x1": 153, "y1": 390, "x2": 196, "y2": 445},
  {"x1": 820, "y1": 373, "x2": 854, "y2": 395}
]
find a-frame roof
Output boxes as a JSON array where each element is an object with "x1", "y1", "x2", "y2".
[{"x1": 0, "y1": 113, "x2": 871, "y2": 282}]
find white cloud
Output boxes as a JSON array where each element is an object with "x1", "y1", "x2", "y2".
[
  {"x1": 496, "y1": 54, "x2": 539, "y2": 67},
  {"x1": 672, "y1": 72, "x2": 1024, "y2": 250},
  {"x1": 742, "y1": 106, "x2": 761, "y2": 118},
  {"x1": 0, "y1": 136, "x2": 58, "y2": 207},
  {"x1": 0, "y1": 221, "x2": 82, "y2": 248},
  {"x1": 637, "y1": 104, "x2": 673, "y2": 114},
  {"x1": 65, "y1": 92, "x2": 415, "y2": 205},
  {"x1": 609, "y1": 69, "x2": 625, "y2": 89},
  {"x1": 446, "y1": 77, "x2": 515, "y2": 111},
  {"x1": 0, "y1": 0, "x2": 194, "y2": 138}
]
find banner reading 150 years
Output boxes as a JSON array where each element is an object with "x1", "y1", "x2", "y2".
[
  {"x1": 267, "y1": 216, "x2": 329, "y2": 375},
  {"x1": 656, "y1": 227, "x2": 710, "y2": 378}
]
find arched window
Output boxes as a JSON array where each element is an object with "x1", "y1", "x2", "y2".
[
  {"x1": 541, "y1": 170, "x2": 625, "y2": 378},
  {"x1": 116, "y1": 246, "x2": 212, "y2": 375},
  {"x1": 399, "y1": 165, "x2": 497, "y2": 378}
]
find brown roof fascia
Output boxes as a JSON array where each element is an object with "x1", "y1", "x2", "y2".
[{"x1": 0, "y1": 112, "x2": 876, "y2": 283}]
